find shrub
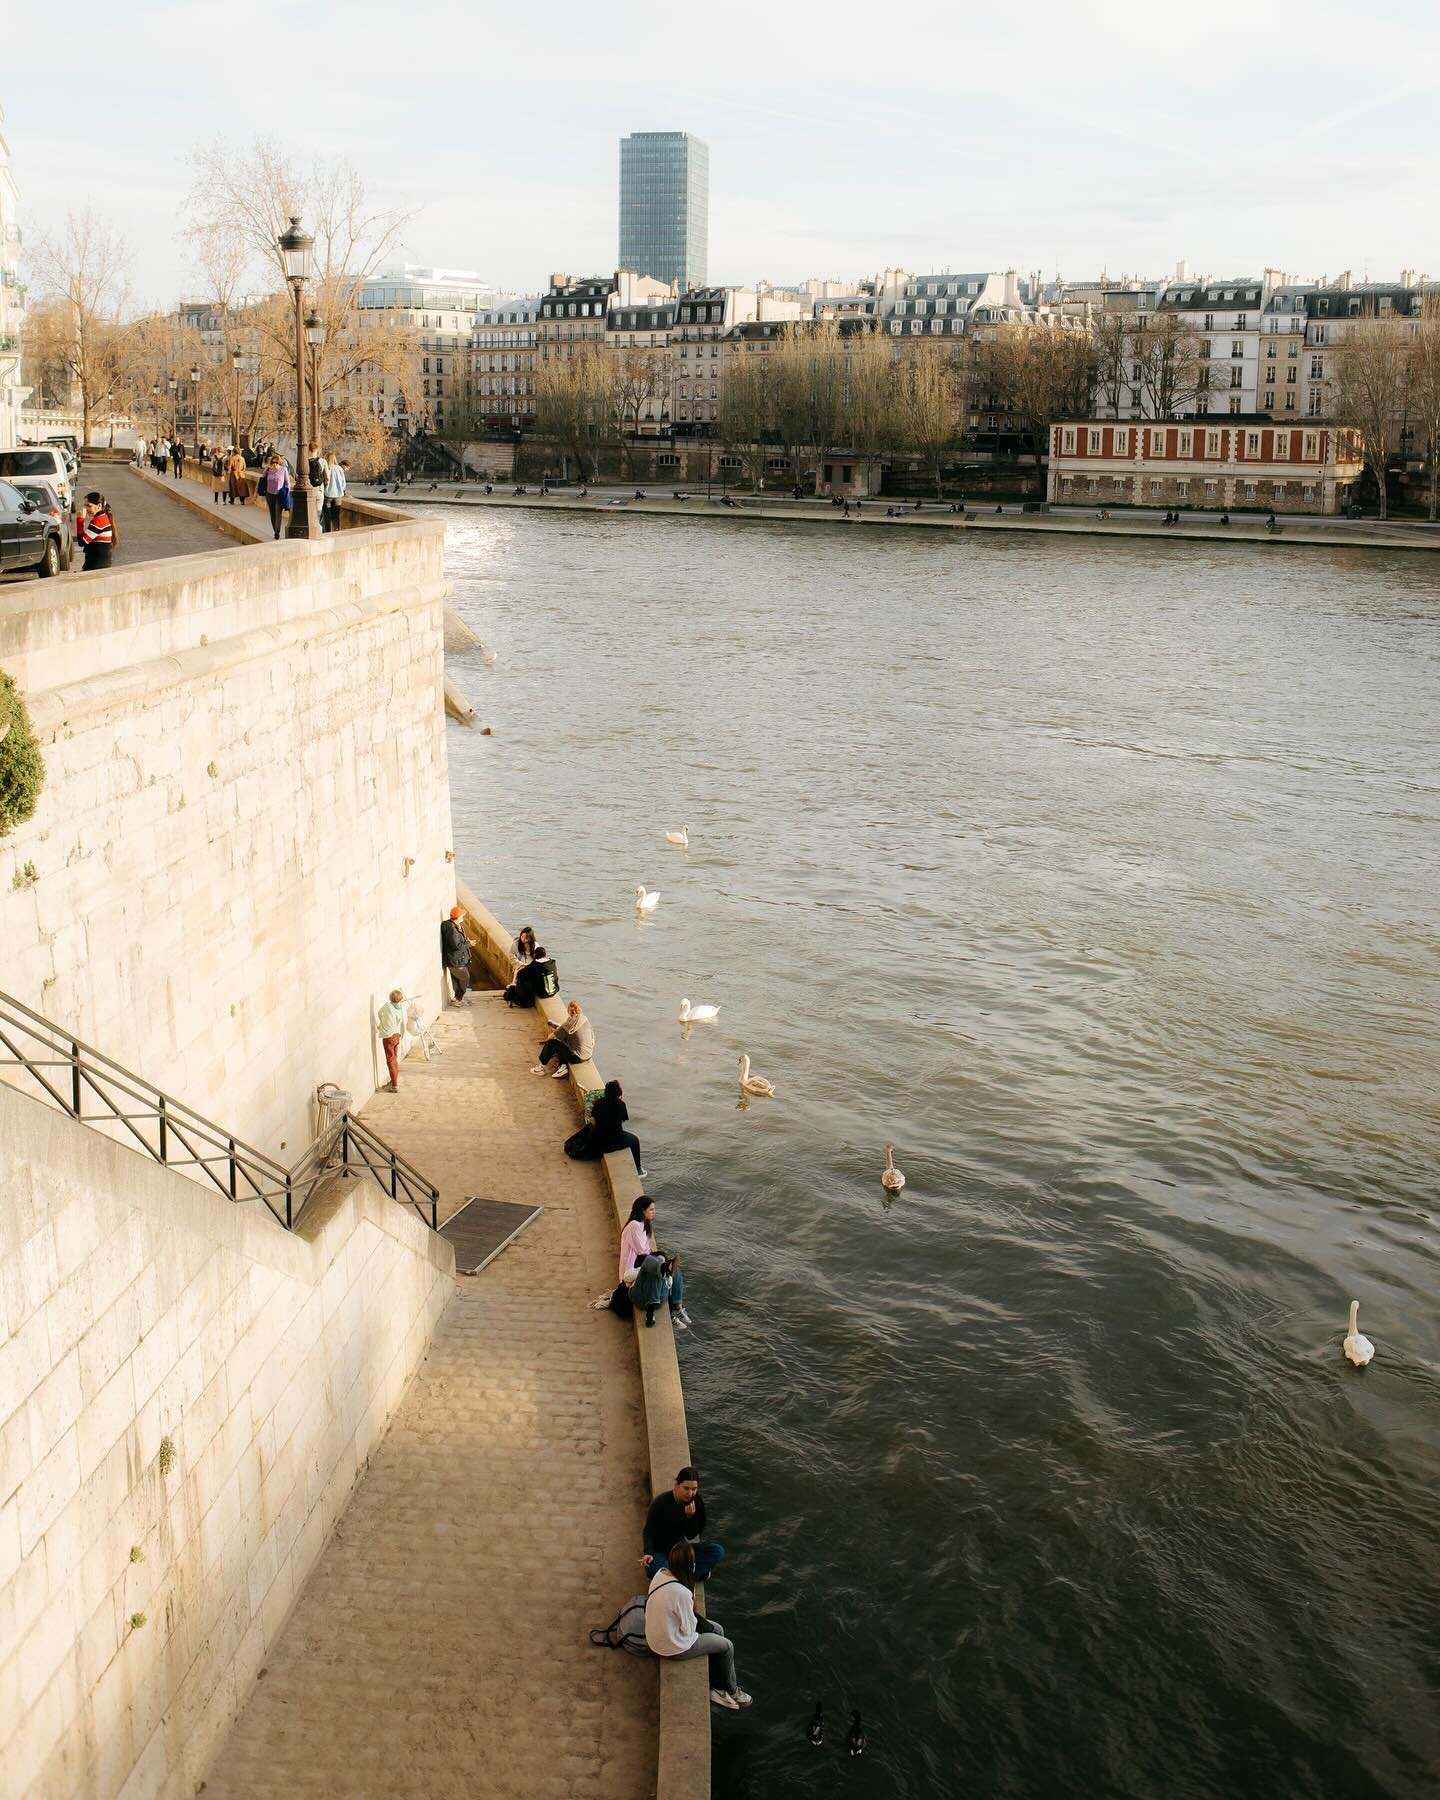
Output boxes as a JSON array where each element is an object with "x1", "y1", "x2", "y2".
[{"x1": 0, "y1": 671, "x2": 45, "y2": 838}]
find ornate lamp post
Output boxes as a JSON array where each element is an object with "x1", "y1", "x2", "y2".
[
  {"x1": 150, "y1": 381, "x2": 161, "y2": 442},
  {"x1": 277, "y1": 216, "x2": 320, "y2": 538},
  {"x1": 189, "y1": 362, "x2": 202, "y2": 457},
  {"x1": 167, "y1": 375, "x2": 178, "y2": 441},
  {"x1": 231, "y1": 348, "x2": 244, "y2": 449},
  {"x1": 304, "y1": 308, "x2": 324, "y2": 449}
]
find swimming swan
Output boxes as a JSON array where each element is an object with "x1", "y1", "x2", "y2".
[
  {"x1": 666, "y1": 824, "x2": 689, "y2": 846},
  {"x1": 881, "y1": 1145, "x2": 906, "y2": 1192},
  {"x1": 678, "y1": 997, "x2": 720, "y2": 1022},
  {"x1": 480, "y1": 645, "x2": 498, "y2": 666},
  {"x1": 634, "y1": 886, "x2": 660, "y2": 913},
  {"x1": 1343, "y1": 1299, "x2": 1374, "y2": 1367},
  {"x1": 737, "y1": 1054, "x2": 775, "y2": 1096}
]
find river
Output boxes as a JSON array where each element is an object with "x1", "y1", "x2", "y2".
[{"x1": 441, "y1": 506, "x2": 1440, "y2": 1800}]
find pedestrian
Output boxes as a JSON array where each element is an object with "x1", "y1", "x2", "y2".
[
  {"x1": 210, "y1": 447, "x2": 227, "y2": 505},
  {"x1": 441, "y1": 906, "x2": 472, "y2": 1005},
  {"x1": 75, "y1": 492, "x2": 117, "y2": 571},
  {"x1": 645, "y1": 1542, "x2": 751, "y2": 1710},
  {"x1": 308, "y1": 445, "x2": 328, "y2": 492},
  {"x1": 227, "y1": 447, "x2": 249, "y2": 506},
  {"x1": 377, "y1": 988, "x2": 406, "y2": 1092},
  {"x1": 530, "y1": 998, "x2": 594, "y2": 1078},
  {"x1": 643, "y1": 1469, "x2": 726, "y2": 1587},
  {"x1": 260, "y1": 454, "x2": 292, "y2": 539},
  {"x1": 323, "y1": 455, "x2": 348, "y2": 532},
  {"x1": 172, "y1": 439, "x2": 185, "y2": 479}
]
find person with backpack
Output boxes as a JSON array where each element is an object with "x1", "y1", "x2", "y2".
[
  {"x1": 503, "y1": 944, "x2": 557, "y2": 1008},
  {"x1": 210, "y1": 448, "x2": 228, "y2": 505},
  {"x1": 75, "y1": 492, "x2": 117, "y2": 571},
  {"x1": 645, "y1": 1542, "x2": 751, "y2": 1710}
]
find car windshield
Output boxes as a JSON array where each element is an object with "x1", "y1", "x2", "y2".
[
  {"x1": 0, "y1": 451, "x2": 61, "y2": 476},
  {"x1": 12, "y1": 483, "x2": 60, "y2": 509}
]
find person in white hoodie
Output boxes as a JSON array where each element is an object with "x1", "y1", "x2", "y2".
[{"x1": 644, "y1": 1543, "x2": 751, "y2": 1711}]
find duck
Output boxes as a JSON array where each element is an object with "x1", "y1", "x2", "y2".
[
  {"x1": 666, "y1": 824, "x2": 690, "y2": 847},
  {"x1": 808, "y1": 1701, "x2": 824, "y2": 1748},
  {"x1": 881, "y1": 1145, "x2": 906, "y2": 1193},
  {"x1": 1343, "y1": 1299, "x2": 1374, "y2": 1367},
  {"x1": 847, "y1": 1711, "x2": 865, "y2": 1758},
  {"x1": 678, "y1": 997, "x2": 719, "y2": 1022},
  {"x1": 737, "y1": 1054, "x2": 776, "y2": 1097},
  {"x1": 634, "y1": 886, "x2": 660, "y2": 914}
]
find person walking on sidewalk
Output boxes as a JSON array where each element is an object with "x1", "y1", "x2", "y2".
[
  {"x1": 323, "y1": 455, "x2": 348, "y2": 532},
  {"x1": 210, "y1": 447, "x2": 227, "y2": 504},
  {"x1": 642, "y1": 1468, "x2": 725, "y2": 1583},
  {"x1": 441, "y1": 906, "x2": 472, "y2": 1005},
  {"x1": 645, "y1": 1543, "x2": 751, "y2": 1711},
  {"x1": 377, "y1": 989, "x2": 406, "y2": 1092},
  {"x1": 171, "y1": 439, "x2": 185, "y2": 479},
  {"x1": 226, "y1": 448, "x2": 249, "y2": 506},
  {"x1": 260, "y1": 454, "x2": 291, "y2": 539}
]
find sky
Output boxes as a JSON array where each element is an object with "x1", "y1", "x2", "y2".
[{"x1": 7, "y1": 0, "x2": 1440, "y2": 309}]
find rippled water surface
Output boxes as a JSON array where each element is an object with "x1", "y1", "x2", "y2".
[{"x1": 441, "y1": 508, "x2": 1440, "y2": 1800}]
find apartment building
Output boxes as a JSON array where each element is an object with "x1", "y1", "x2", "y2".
[
  {"x1": 1047, "y1": 418, "x2": 1364, "y2": 512},
  {"x1": 357, "y1": 266, "x2": 495, "y2": 435},
  {"x1": 471, "y1": 295, "x2": 543, "y2": 430}
]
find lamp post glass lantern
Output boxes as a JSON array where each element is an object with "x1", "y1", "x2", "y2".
[
  {"x1": 277, "y1": 217, "x2": 318, "y2": 537},
  {"x1": 231, "y1": 348, "x2": 243, "y2": 450},
  {"x1": 304, "y1": 308, "x2": 323, "y2": 458}
]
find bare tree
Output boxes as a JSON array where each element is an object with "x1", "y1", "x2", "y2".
[
  {"x1": 1406, "y1": 294, "x2": 1440, "y2": 519},
  {"x1": 897, "y1": 343, "x2": 969, "y2": 498},
  {"x1": 715, "y1": 351, "x2": 775, "y2": 490},
  {"x1": 770, "y1": 322, "x2": 842, "y2": 489},
  {"x1": 1329, "y1": 315, "x2": 1411, "y2": 519},
  {"x1": 1133, "y1": 315, "x2": 1219, "y2": 419},
  {"x1": 838, "y1": 326, "x2": 902, "y2": 491},
  {"x1": 1091, "y1": 312, "x2": 1131, "y2": 415},
  {"x1": 27, "y1": 211, "x2": 130, "y2": 445},
  {"x1": 532, "y1": 348, "x2": 611, "y2": 480},
  {"x1": 610, "y1": 347, "x2": 666, "y2": 475},
  {"x1": 978, "y1": 325, "x2": 1094, "y2": 464}
]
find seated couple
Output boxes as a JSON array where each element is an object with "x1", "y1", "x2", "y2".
[
  {"x1": 602, "y1": 1196, "x2": 689, "y2": 1330},
  {"x1": 504, "y1": 941, "x2": 558, "y2": 1008},
  {"x1": 565, "y1": 1078, "x2": 645, "y2": 1176},
  {"x1": 645, "y1": 1540, "x2": 749, "y2": 1711}
]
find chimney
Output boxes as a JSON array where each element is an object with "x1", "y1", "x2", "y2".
[
  {"x1": 1004, "y1": 268, "x2": 1021, "y2": 309},
  {"x1": 1175, "y1": 258, "x2": 1188, "y2": 282},
  {"x1": 1401, "y1": 268, "x2": 1415, "y2": 287},
  {"x1": 1338, "y1": 269, "x2": 1352, "y2": 289}
]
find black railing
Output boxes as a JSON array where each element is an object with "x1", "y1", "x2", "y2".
[{"x1": 0, "y1": 990, "x2": 439, "y2": 1232}]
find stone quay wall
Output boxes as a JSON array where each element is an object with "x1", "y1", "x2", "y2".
[
  {"x1": 0, "y1": 518, "x2": 455, "y2": 1161},
  {"x1": 0, "y1": 1078, "x2": 453, "y2": 1798},
  {"x1": 455, "y1": 879, "x2": 712, "y2": 1800}
]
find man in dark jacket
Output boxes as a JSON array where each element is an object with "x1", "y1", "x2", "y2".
[
  {"x1": 441, "y1": 906, "x2": 472, "y2": 1005},
  {"x1": 641, "y1": 1467, "x2": 725, "y2": 1584}
]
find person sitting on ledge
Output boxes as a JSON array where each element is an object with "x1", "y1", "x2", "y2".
[
  {"x1": 510, "y1": 924, "x2": 537, "y2": 967},
  {"x1": 1220, "y1": 512, "x2": 1231, "y2": 524},
  {"x1": 504, "y1": 943, "x2": 557, "y2": 1007},
  {"x1": 645, "y1": 1542, "x2": 751, "y2": 1710},
  {"x1": 643, "y1": 1468, "x2": 725, "y2": 1585},
  {"x1": 532, "y1": 997, "x2": 593, "y2": 1077},
  {"x1": 634, "y1": 1245, "x2": 687, "y2": 1329},
  {"x1": 567, "y1": 1077, "x2": 646, "y2": 1176}
]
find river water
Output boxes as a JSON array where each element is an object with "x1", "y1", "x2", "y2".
[{"x1": 441, "y1": 507, "x2": 1440, "y2": 1800}]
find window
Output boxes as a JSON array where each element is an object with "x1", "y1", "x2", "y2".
[
  {"x1": 1285, "y1": 392, "x2": 1296, "y2": 410},
  {"x1": 1061, "y1": 427, "x2": 1076, "y2": 454},
  {"x1": 1205, "y1": 479, "x2": 1218, "y2": 497},
  {"x1": 1203, "y1": 313, "x2": 1214, "y2": 330},
  {"x1": 1310, "y1": 356, "x2": 1324, "y2": 379},
  {"x1": 1230, "y1": 368, "x2": 1243, "y2": 388},
  {"x1": 1303, "y1": 485, "x2": 1315, "y2": 501},
  {"x1": 1229, "y1": 397, "x2": 1243, "y2": 413},
  {"x1": 1267, "y1": 342, "x2": 1278, "y2": 358},
  {"x1": 1087, "y1": 428, "x2": 1102, "y2": 452},
  {"x1": 1265, "y1": 367, "x2": 1276, "y2": 384},
  {"x1": 1205, "y1": 430, "x2": 1221, "y2": 458},
  {"x1": 1303, "y1": 432, "x2": 1319, "y2": 459},
  {"x1": 1316, "y1": 298, "x2": 1329, "y2": 316},
  {"x1": 1061, "y1": 476, "x2": 1073, "y2": 494},
  {"x1": 1178, "y1": 430, "x2": 1193, "y2": 456},
  {"x1": 1236, "y1": 314, "x2": 1248, "y2": 330},
  {"x1": 1087, "y1": 478, "x2": 1098, "y2": 495},
  {"x1": 1231, "y1": 340, "x2": 1244, "y2": 358},
  {"x1": 1246, "y1": 432, "x2": 1260, "y2": 455},
  {"x1": 657, "y1": 452, "x2": 680, "y2": 466},
  {"x1": 1312, "y1": 326, "x2": 1326, "y2": 345},
  {"x1": 1150, "y1": 478, "x2": 1161, "y2": 497},
  {"x1": 1275, "y1": 432, "x2": 1290, "y2": 457},
  {"x1": 1114, "y1": 428, "x2": 1128, "y2": 453},
  {"x1": 1263, "y1": 392, "x2": 1275, "y2": 409},
  {"x1": 1286, "y1": 366, "x2": 1298, "y2": 383},
  {"x1": 1244, "y1": 481, "x2": 1257, "y2": 499},
  {"x1": 1176, "y1": 480, "x2": 1189, "y2": 498},
  {"x1": 718, "y1": 454, "x2": 742, "y2": 469},
  {"x1": 1307, "y1": 390, "x2": 1323, "y2": 417},
  {"x1": 1150, "y1": 429, "x2": 1167, "y2": 456}
]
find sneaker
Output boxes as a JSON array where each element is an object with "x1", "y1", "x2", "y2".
[
  {"x1": 550, "y1": 1065, "x2": 569, "y2": 1079},
  {"x1": 671, "y1": 1313, "x2": 689, "y2": 1334},
  {"x1": 529, "y1": 1064, "x2": 545, "y2": 1075},
  {"x1": 675, "y1": 1305, "x2": 693, "y2": 1328},
  {"x1": 710, "y1": 1690, "x2": 739, "y2": 1711},
  {"x1": 732, "y1": 1689, "x2": 753, "y2": 1708},
  {"x1": 636, "y1": 1167, "x2": 648, "y2": 1179}
]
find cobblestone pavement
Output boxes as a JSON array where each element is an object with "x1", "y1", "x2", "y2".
[{"x1": 202, "y1": 994, "x2": 657, "y2": 1800}]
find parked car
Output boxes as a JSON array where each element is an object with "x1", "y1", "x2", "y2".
[
  {"x1": 0, "y1": 478, "x2": 66, "y2": 577},
  {"x1": 43, "y1": 433, "x2": 80, "y2": 462},
  {"x1": 8, "y1": 477, "x2": 74, "y2": 569},
  {"x1": 0, "y1": 445, "x2": 73, "y2": 508}
]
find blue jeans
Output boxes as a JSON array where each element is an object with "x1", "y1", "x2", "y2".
[{"x1": 645, "y1": 1540, "x2": 724, "y2": 1583}]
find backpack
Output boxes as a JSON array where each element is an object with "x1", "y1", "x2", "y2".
[
  {"x1": 589, "y1": 1593, "x2": 654, "y2": 1658},
  {"x1": 212, "y1": 455, "x2": 225, "y2": 477}
]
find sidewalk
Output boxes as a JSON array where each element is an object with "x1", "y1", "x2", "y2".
[{"x1": 200, "y1": 996, "x2": 657, "y2": 1800}]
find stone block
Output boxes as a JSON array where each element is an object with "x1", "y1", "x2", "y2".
[
  {"x1": 18, "y1": 1426, "x2": 80, "y2": 1556},
  {"x1": 130, "y1": 1303, "x2": 179, "y2": 1410},
  {"x1": 78, "y1": 1359, "x2": 136, "y2": 1483},
  {"x1": 27, "y1": 1349, "x2": 83, "y2": 1467},
  {"x1": 77, "y1": 1279, "x2": 142, "y2": 1401}
]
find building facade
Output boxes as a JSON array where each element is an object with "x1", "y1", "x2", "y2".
[
  {"x1": 0, "y1": 104, "x2": 29, "y2": 450},
  {"x1": 1047, "y1": 418, "x2": 1364, "y2": 513},
  {"x1": 470, "y1": 296, "x2": 543, "y2": 430},
  {"x1": 357, "y1": 266, "x2": 496, "y2": 436},
  {"x1": 618, "y1": 131, "x2": 709, "y2": 292}
]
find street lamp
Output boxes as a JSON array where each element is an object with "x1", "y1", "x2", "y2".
[
  {"x1": 189, "y1": 362, "x2": 202, "y2": 458},
  {"x1": 278, "y1": 215, "x2": 319, "y2": 537},
  {"x1": 231, "y1": 348, "x2": 244, "y2": 450},
  {"x1": 304, "y1": 307, "x2": 324, "y2": 455},
  {"x1": 167, "y1": 375, "x2": 178, "y2": 442},
  {"x1": 150, "y1": 381, "x2": 161, "y2": 444}
]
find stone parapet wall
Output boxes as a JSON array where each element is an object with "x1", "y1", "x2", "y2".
[
  {"x1": 0, "y1": 520, "x2": 455, "y2": 1164},
  {"x1": 0, "y1": 1080, "x2": 455, "y2": 1798},
  {"x1": 455, "y1": 879, "x2": 711, "y2": 1800}
]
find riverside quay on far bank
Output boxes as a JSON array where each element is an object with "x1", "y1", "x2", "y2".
[{"x1": 1046, "y1": 419, "x2": 1365, "y2": 513}]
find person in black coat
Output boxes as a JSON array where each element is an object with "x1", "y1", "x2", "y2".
[
  {"x1": 504, "y1": 947, "x2": 557, "y2": 1007},
  {"x1": 440, "y1": 907, "x2": 472, "y2": 1005}
]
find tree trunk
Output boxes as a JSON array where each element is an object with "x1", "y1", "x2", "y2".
[{"x1": 1375, "y1": 457, "x2": 1388, "y2": 521}]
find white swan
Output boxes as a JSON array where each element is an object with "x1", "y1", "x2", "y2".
[
  {"x1": 678, "y1": 997, "x2": 719, "y2": 1022},
  {"x1": 1343, "y1": 1299, "x2": 1374, "y2": 1367},
  {"x1": 666, "y1": 824, "x2": 689, "y2": 847},
  {"x1": 634, "y1": 886, "x2": 660, "y2": 914},
  {"x1": 737, "y1": 1054, "x2": 775, "y2": 1096},
  {"x1": 881, "y1": 1145, "x2": 906, "y2": 1192},
  {"x1": 480, "y1": 645, "x2": 498, "y2": 666}
]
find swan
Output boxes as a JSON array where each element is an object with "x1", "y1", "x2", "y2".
[
  {"x1": 1343, "y1": 1299, "x2": 1374, "y2": 1367},
  {"x1": 634, "y1": 886, "x2": 660, "y2": 914},
  {"x1": 737, "y1": 1054, "x2": 775, "y2": 1096},
  {"x1": 480, "y1": 645, "x2": 498, "y2": 666},
  {"x1": 881, "y1": 1145, "x2": 906, "y2": 1192},
  {"x1": 666, "y1": 824, "x2": 689, "y2": 847},
  {"x1": 678, "y1": 997, "x2": 719, "y2": 1022}
]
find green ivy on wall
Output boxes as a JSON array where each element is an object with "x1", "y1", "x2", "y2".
[{"x1": 0, "y1": 671, "x2": 45, "y2": 838}]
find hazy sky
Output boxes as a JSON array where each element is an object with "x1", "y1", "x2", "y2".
[{"x1": 9, "y1": 0, "x2": 1439, "y2": 308}]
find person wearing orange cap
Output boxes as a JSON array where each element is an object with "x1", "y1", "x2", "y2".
[{"x1": 441, "y1": 905, "x2": 473, "y2": 1005}]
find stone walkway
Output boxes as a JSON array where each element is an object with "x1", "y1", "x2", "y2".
[
  {"x1": 89, "y1": 465, "x2": 242, "y2": 567},
  {"x1": 201, "y1": 995, "x2": 657, "y2": 1800}
]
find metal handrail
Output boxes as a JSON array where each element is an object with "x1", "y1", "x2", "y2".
[{"x1": 0, "y1": 989, "x2": 439, "y2": 1233}]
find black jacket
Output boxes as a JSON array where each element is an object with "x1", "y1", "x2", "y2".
[
  {"x1": 515, "y1": 957, "x2": 558, "y2": 1001},
  {"x1": 440, "y1": 918, "x2": 470, "y2": 969}
]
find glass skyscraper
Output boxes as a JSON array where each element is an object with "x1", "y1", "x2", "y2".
[{"x1": 618, "y1": 131, "x2": 709, "y2": 293}]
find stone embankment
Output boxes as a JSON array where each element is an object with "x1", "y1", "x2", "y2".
[{"x1": 358, "y1": 483, "x2": 1440, "y2": 553}]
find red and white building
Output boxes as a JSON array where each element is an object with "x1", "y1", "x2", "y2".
[{"x1": 1047, "y1": 419, "x2": 1365, "y2": 514}]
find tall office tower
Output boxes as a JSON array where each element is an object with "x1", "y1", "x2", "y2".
[{"x1": 618, "y1": 131, "x2": 709, "y2": 292}]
